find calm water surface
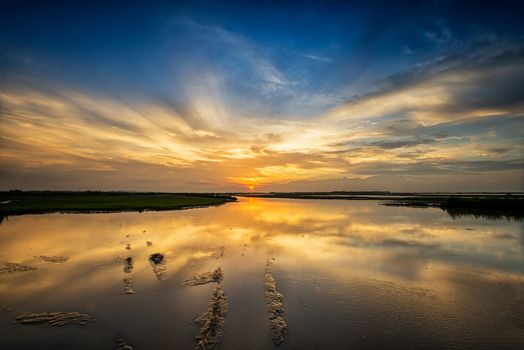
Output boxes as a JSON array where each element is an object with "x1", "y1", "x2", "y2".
[{"x1": 0, "y1": 198, "x2": 523, "y2": 349}]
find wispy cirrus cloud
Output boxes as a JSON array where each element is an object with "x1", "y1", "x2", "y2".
[
  {"x1": 1, "y1": 13, "x2": 523, "y2": 192},
  {"x1": 325, "y1": 40, "x2": 524, "y2": 124}
]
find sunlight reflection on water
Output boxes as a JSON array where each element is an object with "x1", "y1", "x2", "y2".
[{"x1": 0, "y1": 198, "x2": 523, "y2": 349}]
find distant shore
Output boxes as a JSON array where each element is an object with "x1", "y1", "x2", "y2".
[
  {"x1": 0, "y1": 191, "x2": 237, "y2": 219},
  {"x1": 1, "y1": 190, "x2": 522, "y2": 221},
  {"x1": 234, "y1": 192, "x2": 524, "y2": 220}
]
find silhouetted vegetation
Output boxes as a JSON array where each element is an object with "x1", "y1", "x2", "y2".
[
  {"x1": 385, "y1": 195, "x2": 524, "y2": 220},
  {"x1": 442, "y1": 196, "x2": 524, "y2": 220}
]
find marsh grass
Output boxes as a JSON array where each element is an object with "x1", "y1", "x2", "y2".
[
  {"x1": 0, "y1": 191, "x2": 236, "y2": 218},
  {"x1": 385, "y1": 196, "x2": 524, "y2": 220}
]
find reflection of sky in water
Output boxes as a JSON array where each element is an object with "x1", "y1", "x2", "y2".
[{"x1": 0, "y1": 198, "x2": 523, "y2": 349}]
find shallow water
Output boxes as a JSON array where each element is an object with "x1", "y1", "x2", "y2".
[{"x1": 0, "y1": 198, "x2": 523, "y2": 349}]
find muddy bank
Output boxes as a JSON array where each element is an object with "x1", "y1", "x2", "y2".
[
  {"x1": 211, "y1": 246, "x2": 225, "y2": 259},
  {"x1": 15, "y1": 312, "x2": 95, "y2": 326},
  {"x1": 183, "y1": 267, "x2": 223, "y2": 286},
  {"x1": 116, "y1": 338, "x2": 133, "y2": 350},
  {"x1": 149, "y1": 253, "x2": 167, "y2": 281},
  {"x1": 265, "y1": 259, "x2": 287, "y2": 345},
  {"x1": 122, "y1": 276, "x2": 136, "y2": 294},
  {"x1": 122, "y1": 256, "x2": 135, "y2": 293},
  {"x1": 35, "y1": 255, "x2": 69, "y2": 263},
  {"x1": 194, "y1": 285, "x2": 229, "y2": 350},
  {"x1": 0, "y1": 262, "x2": 37, "y2": 274},
  {"x1": 123, "y1": 257, "x2": 133, "y2": 273},
  {"x1": 0, "y1": 304, "x2": 13, "y2": 312}
]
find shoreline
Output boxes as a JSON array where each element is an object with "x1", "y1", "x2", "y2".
[
  {"x1": 234, "y1": 192, "x2": 524, "y2": 220},
  {"x1": 2, "y1": 191, "x2": 522, "y2": 220},
  {"x1": 0, "y1": 191, "x2": 237, "y2": 219}
]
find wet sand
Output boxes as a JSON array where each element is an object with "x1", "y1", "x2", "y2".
[
  {"x1": 15, "y1": 312, "x2": 95, "y2": 326},
  {"x1": 183, "y1": 268, "x2": 224, "y2": 286},
  {"x1": 264, "y1": 259, "x2": 287, "y2": 345},
  {"x1": 194, "y1": 285, "x2": 229, "y2": 350}
]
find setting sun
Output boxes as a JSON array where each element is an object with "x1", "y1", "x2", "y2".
[{"x1": 0, "y1": 2, "x2": 522, "y2": 193}]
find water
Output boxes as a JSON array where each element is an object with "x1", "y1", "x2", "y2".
[{"x1": 0, "y1": 198, "x2": 523, "y2": 349}]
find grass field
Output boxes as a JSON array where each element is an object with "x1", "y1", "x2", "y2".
[{"x1": 0, "y1": 191, "x2": 236, "y2": 218}]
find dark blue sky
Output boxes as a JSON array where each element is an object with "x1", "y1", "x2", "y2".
[
  {"x1": 1, "y1": 1, "x2": 523, "y2": 191},
  {"x1": 3, "y1": 1, "x2": 523, "y2": 114}
]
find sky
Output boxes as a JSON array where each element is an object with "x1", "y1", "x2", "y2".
[{"x1": 1, "y1": 0, "x2": 523, "y2": 192}]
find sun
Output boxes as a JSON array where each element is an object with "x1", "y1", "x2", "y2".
[{"x1": 248, "y1": 185, "x2": 256, "y2": 190}]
